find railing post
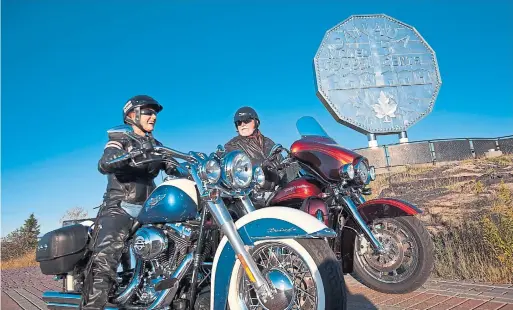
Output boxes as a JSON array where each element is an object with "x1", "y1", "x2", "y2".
[
  {"x1": 429, "y1": 141, "x2": 436, "y2": 165},
  {"x1": 384, "y1": 145, "x2": 391, "y2": 170},
  {"x1": 468, "y1": 139, "x2": 476, "y2": 159}
]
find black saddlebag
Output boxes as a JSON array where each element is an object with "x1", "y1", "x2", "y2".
[{"x1": 36, "y1": 224, "x2": 89, "y2": 275}]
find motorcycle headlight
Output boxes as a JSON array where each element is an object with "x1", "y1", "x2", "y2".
[
  {"x1": 222, "y1": 151, "x2": 253, "y2": 189},
  {"x1": 200, "y1": 159, "x2": 221, "y2": 184},
  {"x1": 253, "y1": 166, "x2": 266, "y2": 187},
  {"x1": 355, "y1": 160, "x2": 370, "y2": 185},
  {"x1": 339, "y1": 163, "x2": 355, "y2": 180},
  {"x1": 369, "y1": 166, "x2": 376, "y2": 181}
]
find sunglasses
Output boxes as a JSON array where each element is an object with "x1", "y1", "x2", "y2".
[
  {"x1": 140, "y1": 108, "x2": 157, "y2": 116},
  {"x1": 236, "y1": 119, "x2": 253, "y2": 126}
]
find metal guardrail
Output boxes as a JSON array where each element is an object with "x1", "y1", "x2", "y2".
[{"x1": 353, "y1": 135, "x2": 513, "y2": 169}]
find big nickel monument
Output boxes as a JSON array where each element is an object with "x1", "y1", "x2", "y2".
[{"x1": 313, "y1": 14, "x2": 442, "y2": 147}]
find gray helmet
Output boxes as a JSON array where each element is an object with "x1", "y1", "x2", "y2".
[{"x1": 123, "y1": 95, "x2": 163, "y2": 132}]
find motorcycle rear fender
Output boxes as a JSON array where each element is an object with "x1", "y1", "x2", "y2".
[
  {"x1": 210, "y1": 206, "x2": 335, "y2": 310},
  {"x1": 340, "y1": 198, "x2": 422, "y2": 273}
]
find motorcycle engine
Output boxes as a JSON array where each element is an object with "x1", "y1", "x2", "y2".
[
  {"x1": 132, "y1": 227, "x2": 168, "y2": 260},
  {"x1": 131, "y1": 225, "x2": 192, "y2": 275}
]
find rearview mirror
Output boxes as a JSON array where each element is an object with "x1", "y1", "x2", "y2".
[
  {"x1": 107, "y1": 124, "x2": 140, "y2": 143},
  {"x1": 269, "y1": 144, "x2": 283, "y2": 157},
  {"x1": 107, "y1": 124, "x2": 133, "y2": 135}
]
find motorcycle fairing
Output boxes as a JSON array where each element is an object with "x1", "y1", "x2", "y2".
[
  {"x1": 357, "y1": 198, "x2": 422, "y2": 222},
  {"x1": 209, "y1": 207, "x2": 335, "y2": 310}
]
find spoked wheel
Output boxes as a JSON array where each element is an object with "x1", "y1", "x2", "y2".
[
  {"x1": 353, "y1": 216, "x2": 434, "y2": 294},
  {"x1": 228, "y1": 239, "x2": 346, "y2": 310}
]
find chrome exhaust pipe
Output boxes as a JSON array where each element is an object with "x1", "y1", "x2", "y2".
[
  {"x1": 42, "y1": 292, "x2": 118, "y2": 309},
  {"x1": 112, "y1": 259, "x2": 144, "y2": 304},
  {"x1": 46, "y1": 303, "x2": 117, "y2": 310},
  {"x1": 42, "y1": 292, "x2": 81, "y2": 305},
  {"x1": 147, "y1": 252, "x2": 194, "y2": 309}
]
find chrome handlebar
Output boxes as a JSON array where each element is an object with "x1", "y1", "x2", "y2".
[
  {"x1": 105, "y1": 145, "x2": 198, "y2": 167},
  {"x1": 153, "y1": 146, "x2": 196, "y2": 163}
]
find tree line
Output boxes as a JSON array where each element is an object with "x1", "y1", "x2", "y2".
[{"x1": 1, "y1": 207, "x2": 89, "y2": 261}]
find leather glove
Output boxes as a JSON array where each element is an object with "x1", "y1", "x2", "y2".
[
  {"x1": 101, "y1": 148, "x2": 129, "y2": 172},
  {"x1": 262, "y1": 164, "x2": 280, "y2": 184}
]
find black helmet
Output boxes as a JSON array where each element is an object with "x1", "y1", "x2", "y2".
[
  {"x1": 123, "y1": 95, "x2": 163, "y2": 131},
  {"x1": 234, "y1": 106, "x2": 259, "y2": 128}
]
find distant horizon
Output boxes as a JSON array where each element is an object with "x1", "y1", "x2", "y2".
[{"x1": 2, "y1": 0, "x2": 512, "y2": 236}]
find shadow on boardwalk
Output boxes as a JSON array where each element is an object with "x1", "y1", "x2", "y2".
[{"x1": 2, "y1": 267, "x2": 513, "y2": 309}]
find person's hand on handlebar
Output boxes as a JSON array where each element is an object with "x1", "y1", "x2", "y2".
[{"x1": 99, "y1": 148, "x2": 130, "y2": 173}]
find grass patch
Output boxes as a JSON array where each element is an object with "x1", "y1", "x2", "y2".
[
  {"x1": 474, "y1": 180, "x2": 485, "y2": 195},
  {"x1": 1, "y1": 251, "x2": 37, "y2": 270},
  {"x1": 389, "y1": 165, "x2": 436, "y2": 184},
  {"x1": 431, "y1": 182, "x2": 513, "y2": 283},
  {"x1": 432, "y1": 221, "x2": 513, "y2": 283},
  {"x1": 483, "y1": 155, "x2": 513, "y2": 166}
]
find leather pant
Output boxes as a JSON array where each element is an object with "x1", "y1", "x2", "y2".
[{"x1": 80, "y1": 202, "x2": 135, "y2": 310}]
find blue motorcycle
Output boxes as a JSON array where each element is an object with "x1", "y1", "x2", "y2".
[{"x1": 35, "y1": 124, "x2": 347, "y2": 310}]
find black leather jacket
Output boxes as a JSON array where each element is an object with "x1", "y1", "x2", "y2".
[
  {"x1": 98, "y1": 134, "x2": 182, "y2": 208},
  {"x1": 224, "y1": 131, "x2": 287, "y2": 186},
  {"x1": 224, "y1": 131, "x2": 276, "y2": 166}
]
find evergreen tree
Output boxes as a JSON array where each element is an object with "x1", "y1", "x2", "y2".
[
  {"x1": 20, "y1": 213, "x2": 40, "y2": 248},
  {"x1": 1, "y1": 213, "x2": 41, "y2": 260}
]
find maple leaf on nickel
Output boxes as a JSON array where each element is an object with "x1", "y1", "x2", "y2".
[{"x1": 373, "y1": 91, "x2": 397, "y2": 122}]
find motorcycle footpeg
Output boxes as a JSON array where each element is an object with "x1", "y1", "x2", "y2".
[{"x1": 154, "y1": 278, "x2": 178, "y2": 291}]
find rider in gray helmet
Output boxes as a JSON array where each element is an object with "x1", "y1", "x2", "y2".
[{"x1": 80, "y1": 95, "x2": 184, "y2": 310}]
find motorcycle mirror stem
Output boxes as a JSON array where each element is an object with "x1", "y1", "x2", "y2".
[{"x1": 269, "y1": 144, "x2": 283, "y2": 157}]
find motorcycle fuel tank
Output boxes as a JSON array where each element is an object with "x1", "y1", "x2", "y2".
[
  {"x1": 291, "y1": 137, "x2": 362, "y2": 182},
  {"x1": 138, "y1": 178, "x2": 199, "y2": 224},
  {"x1": 270, "y1": 177, "x2": 322, "y2": 206}
]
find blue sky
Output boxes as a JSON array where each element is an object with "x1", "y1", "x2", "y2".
[{"x1": 2, "y1": 0, "x2": 512, "y2": 236}]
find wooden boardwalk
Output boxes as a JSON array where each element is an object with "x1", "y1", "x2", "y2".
[{"x1": 2, "y1": 266, "x2": 513, "y2": 309}]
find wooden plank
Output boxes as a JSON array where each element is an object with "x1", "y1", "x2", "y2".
[
  {"x1": 38, "y1": 281, "x2": 59, "y2": 291},
  {"x1": 2, "y1": 292, "x2": 23, "y2": 310},
  {"x1": 24, "y1": 286, "x2": 45, "y2": 296},
  {"x1": 4, "y1": 290, "x2": 38, "y2": 310},
  {"x1": 14, "y1": 289, "x2": 47, "y2": 310}
]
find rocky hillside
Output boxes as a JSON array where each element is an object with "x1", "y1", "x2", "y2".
[
  {"x1": 369, "y1": 155, "x2": 513, "y2": 283},
  {"x1": 370, "y1": 155, "x2": 513, "y2": 231}
]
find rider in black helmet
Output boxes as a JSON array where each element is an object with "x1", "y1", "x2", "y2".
[
  {"x1": 224, "y1": 106, "x2": 296, "y2": 215},
  {"x1": 224, "y1": 106, "x2": 277, "y2": 166},
  {"x1": 80, "y1": 95, "x2": 183, "y2": 310}
]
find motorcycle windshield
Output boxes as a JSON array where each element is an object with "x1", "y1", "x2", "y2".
[{"x1": 296, "y1": 116, "x2": 337, "y2": 144}]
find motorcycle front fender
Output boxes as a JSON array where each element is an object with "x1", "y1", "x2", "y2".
[
  {"x1": 209, "y1": 206, "x2": 335, "y2": 310},
  {"x1": 339, "y1": 197, "x2": 423, "y2": 274},
  {"x1": 357, "y1": 197, "x2": 422, "y2": 222}
]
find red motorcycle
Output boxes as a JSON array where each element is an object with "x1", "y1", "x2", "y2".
[{"x1": 249, "y1": 116, "x2": 435, "y2": 294}]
